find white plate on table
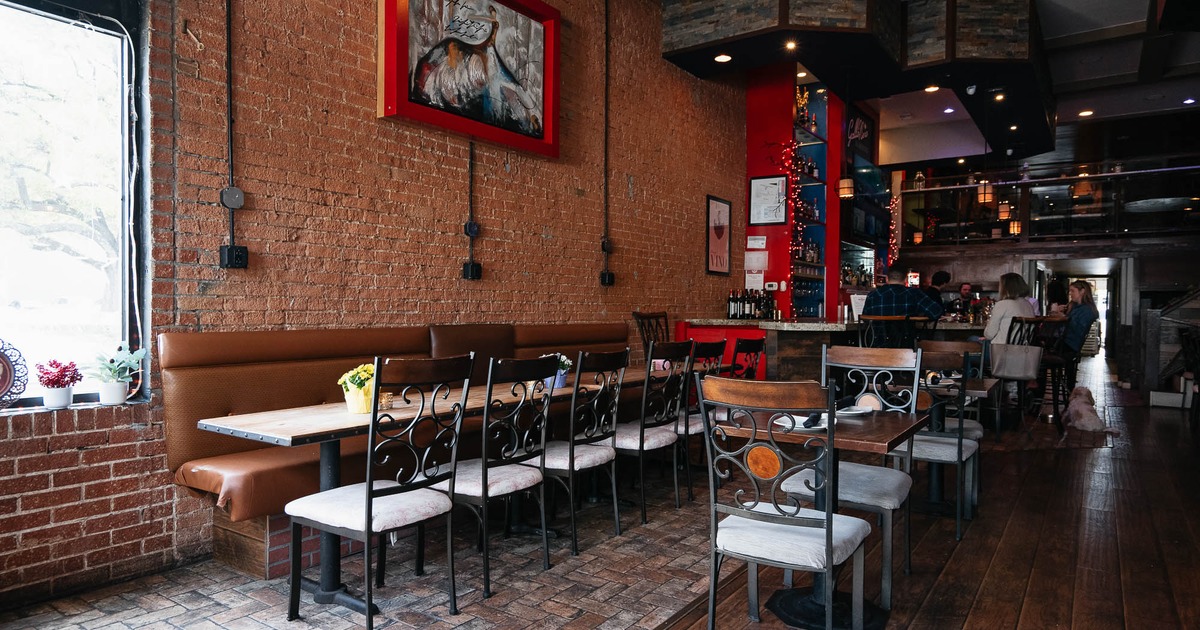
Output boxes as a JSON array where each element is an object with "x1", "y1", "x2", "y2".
[
  {"x1": 835, "y1": 405, "x2": 874, "y2": 416},
  {"x1": 773, "y1": 415, "x2": 837, "y2": 431}
]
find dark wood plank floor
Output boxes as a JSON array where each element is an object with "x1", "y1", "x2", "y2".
[{"x1": 670, "y1": 351, "x2": 1200, "y2": 630}]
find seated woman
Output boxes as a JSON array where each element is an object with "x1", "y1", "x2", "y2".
[
  {"x1": 984, "y1": 273, "x2": 1036, "y2": 399},
  {"x1": 1060, "y1": 280, "x2": 1099, "y2": 388},
  {"x1": 984, "y1": 272, "x2": 1037, "y2": 346}
]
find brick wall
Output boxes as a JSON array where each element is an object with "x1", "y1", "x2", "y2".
[{"x1": 0, "y1": 0, "x2": 746, "y2": 608}]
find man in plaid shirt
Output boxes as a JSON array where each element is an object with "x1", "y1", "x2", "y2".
[{"x1": 864, "y1": 267, "x2": 945, "y2": 319}]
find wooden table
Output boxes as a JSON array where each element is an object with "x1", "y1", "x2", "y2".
[
  {"x1": 197, "y1": 371, "x2": 646, "y2": 615},
  {"x1": 717, "y1": 408, "x2": 929, "y2": 630}
]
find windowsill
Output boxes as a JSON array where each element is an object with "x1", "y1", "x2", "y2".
[{"x1": 1, "y1": 397, "x2": 150, "y2": 416}]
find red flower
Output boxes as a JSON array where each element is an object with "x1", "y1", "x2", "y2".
[{"x1": 36, "y1": 360, "x2": 83, "y2": 389}]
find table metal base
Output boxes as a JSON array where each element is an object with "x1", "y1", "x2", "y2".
[
  {"x1": 765, "y1": 587, "x2": 888, "y2": 630},
  {"x1": 299, "y1": 576, "x2": 380, "y2": 616}
]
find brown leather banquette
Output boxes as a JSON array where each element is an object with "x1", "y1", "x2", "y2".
[{"x1": 159, "y1": 323, "x2": 630, "y2": 522}]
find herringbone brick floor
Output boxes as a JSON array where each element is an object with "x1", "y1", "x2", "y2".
[{"x1": 1, "y1": 468, "x2": 724, "y2": 629}]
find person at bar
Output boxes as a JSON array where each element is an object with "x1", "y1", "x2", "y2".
[
  {"x1": 864, "y1": 266, "x2": 945, "y2": 318},
  {"x1": 922, "y1": 269, "x2": 951, "y2": 311}
]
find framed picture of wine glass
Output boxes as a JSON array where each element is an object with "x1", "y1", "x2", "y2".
[
  {"x1": 706, "y1": 195, "x2": 732, "y2": 275},
  {"x1": 749, "y1": 175, "x2": 788, "y2": 226}
]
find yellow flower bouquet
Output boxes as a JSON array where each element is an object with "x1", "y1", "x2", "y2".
[{"x1": 338, "y1": 363, "x2": 374, "y2": 414}]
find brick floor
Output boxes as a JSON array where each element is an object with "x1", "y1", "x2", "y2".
[{"x1": 1, "y1": 468, "x2": 727, "y2": 629}]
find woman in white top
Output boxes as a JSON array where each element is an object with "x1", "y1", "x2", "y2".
[{"x1": 985, "y1": 272, "x2": 1037, "y2": 344}]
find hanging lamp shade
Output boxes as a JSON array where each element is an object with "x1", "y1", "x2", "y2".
[
  {"x1": 977, "y1": 182, "x2": 994, "y2": 205},
  {"x1": 912, "y1": 232, "x2": 923, "y2": 244},
  {"x1": 838, "y1": 178, "x2": 854, "y2": 199},
  {"x1": 1010, "y1": 220, "x2": 1022, "y2": 235},
  {"x1": 997, "y1": 201, "x2": 1011, "y2": 220}
]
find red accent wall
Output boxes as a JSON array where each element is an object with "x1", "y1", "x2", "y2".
[{"x1": 746, "y1": 64, "x2": 797, "y2": 318}]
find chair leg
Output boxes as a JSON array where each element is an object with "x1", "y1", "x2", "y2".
[
  {"x1": 609, "y1": 461, "x2": 622, "y2": 537},
  {"x1": 481, "y1": 500, "x2": 492, "y2": 598},
  {"x1": 376, "y1": 533, "x2": 387, "y2": 587},
  {"x1": 880, "y1": 509, "x2": 893, "y2": 610},
  {"x1": 364, "y1": 533, "x2": 374, "y2": 630},
  {"x1": 446, "y1": 509, "x2": 458, "y2": 615},
  {"x1": 683, "y1": 434, "x2": 695, "y2": 502},
  {"x1": 414, "y1": 522, "x2": 425, "y2": 576},
  {"x1": 288, "y1": 521, "x2": 302, "y2": 620},
  {"x1": 955, "y1": 459, "x2": 964, "y2": 541},
  {"x1": 538, "y1": 486, "x2": 551, "y2": 571},
  {"x1": 567, "y1": 474, "x2": 580, "y2": 556},
  {"x1": 639, "y1": 450, "x2": 648, "y2": 525},
  {"x1": 853, "y1": 546, "x2": 864, "y2": 630},
  {"x1": 783, "y1": 568, "x2": 793, "y2": 587},
  {"x1": 672, "y1": 442, "x2": 681, "y2": 509},
  {"x1": 904, "y1": 496, "x2": 912, "y2": 575},
  {"x1": 707, "y1": 552, "x2": 723, "y2": 630},
  {"x1": 1051, "y1": 367, "x2": 1065, "y2": 435},
  {"x1": 747, "y1": 561, "x2": 760, "y2": 622}
]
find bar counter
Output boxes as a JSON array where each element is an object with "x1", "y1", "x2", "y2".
[{"x1": 683, "y1": 318, "x2": 985, "y2": 380}]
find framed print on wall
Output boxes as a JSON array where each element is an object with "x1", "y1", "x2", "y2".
[
  {"x1": 749, "y1": 175, "x2": 787, "y2": 225},
  {"x1": 706, "y1": 195, "x2": 731, "y2": 275},
  {"x1": 377, "y1": 0, "x2": 561, "y2": 158}
]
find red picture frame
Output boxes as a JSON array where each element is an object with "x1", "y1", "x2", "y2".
[{"x1": 377, "y1": 0, "x2": 561, "y2": 158}]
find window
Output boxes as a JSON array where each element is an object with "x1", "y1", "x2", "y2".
[{"x1": 0, "y1": 1, "x2": 138, "y2": 406}]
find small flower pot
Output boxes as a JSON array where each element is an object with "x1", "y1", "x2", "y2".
[
  {"x1": 43, "y1": 387, "x2": 72, "y2": 409},
  {"x1": 344, "y1": 385, "x2": 373, "y2": 414},
  {"x1": 98, "y1": 381, "x2": 129, "y2": 405},
  {"x1": 543, "y1": 370, "x2": 567, "y2": 390}
]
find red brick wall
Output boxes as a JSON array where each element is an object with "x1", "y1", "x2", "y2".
[{"x1": 0, "y1": 0, "x2": 745, "y2": 607}]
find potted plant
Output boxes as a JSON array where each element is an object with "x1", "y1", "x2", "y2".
[
  {"x1": 540, "y1": 353, "x2": 572, "y2": 389},
  {"x1": 89, "y1": 343, "x2": 148, "y2": 405},
  {"x1": 36, "y1": 359, "x2": 83, "y2": 409},
  {"x1": 338, "y1": 363, "x2": 375, "y2": 414}
]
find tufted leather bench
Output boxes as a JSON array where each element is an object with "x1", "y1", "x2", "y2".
[{"x1": 159, "y1": 323, "x2": 631, "y2": 577}]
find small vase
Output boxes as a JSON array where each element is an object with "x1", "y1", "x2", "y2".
[
  {"x1": 98, "y1": 381, "x2": 129, "y2": 405},
  {"x1": 344, "y1": 386, "x2": 373, "y2": 414},
  {"x1": 555, "y1": 370, "x2": 567, "y2": 388},
  {"x1": 43, "y1": 387, "x2": 72, "y2": 409}
]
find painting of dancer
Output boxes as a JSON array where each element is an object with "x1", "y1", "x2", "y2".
[{"x1": 377, "y1": 0, "x2": 560, "y2": 157}]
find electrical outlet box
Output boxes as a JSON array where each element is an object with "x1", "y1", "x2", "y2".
[
  {"x1": 599, "y1": 271, "x2": 615, "y2": 286},
  {"x1": 220, "y1": 245, "x2": 249, "y2": 269},
  {"x1": 462, "y1": 261, "x2": 482, "y2": 280}
]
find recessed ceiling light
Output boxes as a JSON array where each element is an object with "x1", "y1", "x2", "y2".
[
  {"x1": 785, "y1": 41, "x2": 797, "y2": 51},
  {"x1": 1186, "y1": 98, "x2": 1196, "y2": 105},
  {"x1": 797, "y1": 71, "x2": 808, "y2": 78},
  {"x1": 925, "y1": 85, "x2": 940, "y2": 93},
  {"x1": 1010, "y1": 124, "x2": 1018, "y2": 131},
  {"x1": 714, "y1": 53, "x2": 732, "y2": 63},
  {"x1": 957, "y1": 158, "x2": 965, "y2": 164},
  {"x1": 816, "y1": 88, "x2": 825, "y2": 94},
  {"x1": 1079, "y1": 110, "x2": 1094, "y2": 117},
  {"x1": 994, "y1": 93, "x2": 1005, "y2": 102},
  {"x1": 944, "y1": 107, "x2": 955, "y2": 114}
]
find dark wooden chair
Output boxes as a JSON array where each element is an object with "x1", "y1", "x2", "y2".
[
  {"x1": 729, "y1": 337, "x2": 765, "y2": 379},
  {"x1": 632, "y1": 311, "x2": 669, "y2": 357},
  {"x1": 858, "y1": 315, "x2": 926, "y2": 349}
]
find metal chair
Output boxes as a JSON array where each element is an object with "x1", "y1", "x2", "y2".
[
  {"x1": 729, "y1": 337, "x2": 765, "y2": 379},
  {"x1": 918, "y1": 339, "x2": 989, "y2": 440},
  {"x1": 1008, "y1": 317, "x2": 1069, "y2": 432},
  {"x1": 696, "y1": 376, "x2": 868, "y2": 629},
  {"x1": 632, "y1": 311, "x2": 670, "y2": 358},
  {"x1": 614, "y1": 339, "x2": 693, "y2": 524},
  {"x1": 285, "y1": 354, "x2": 474, "y2": 628},
  {"x1": 537, "y1": 349, "x2": 629, "y2": 555},
  {"x1": 679, "y1": 340, "x2": 727, "y2": 501},
  {"x1": 791, "y1": 344, "x2": 920, "y2": 609},
  {"x1": 435, "y1": 355, "x2": 557, "y2": 598}
]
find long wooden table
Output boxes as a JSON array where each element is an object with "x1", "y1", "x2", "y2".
[{"x1": 197, "y1": 371, "x2": 647, "y2": 615}]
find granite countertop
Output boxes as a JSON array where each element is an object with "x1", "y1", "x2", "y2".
[{"x1": 686, "y1": 318, "x2": 985, "y2": 332}]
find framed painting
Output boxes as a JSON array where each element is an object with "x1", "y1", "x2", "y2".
[
  {"x1": 749, "y1": 175, "x2": 787, "y2": 225},
  {"x1": 378, "y1": 0, "x2": 561, "y2": 158},
  {"x1": 706, "y1": 195, "x2": 731, "y2": 275}
]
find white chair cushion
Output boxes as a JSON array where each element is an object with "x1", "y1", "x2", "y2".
[
  {"x1": 432, "y1": 458, "x2": 542, "y2": 498},
  {"x1": 536, "y1": 441, "x2": 615, "y2": 471},
  {"x1": 782, "y1": 462, "x2": 912, "y2": 511},
  {"x1": 715, "y1": 504, "x2": 870, "y2": 569},
  {"x1": 613, "y1": 424, "x2": 678, "y2": 450},
  {"x1": 285, "y1": 481, "x2": 452, "y2": 533},
  {"x1": 676, "y1": 413, "x2": 706, "y2": 435},
  {"x1": 888, "y1": 435, "x2": 979, "y2": 463}
]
